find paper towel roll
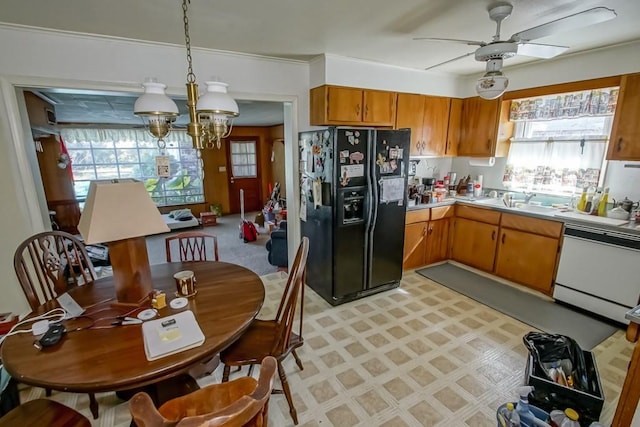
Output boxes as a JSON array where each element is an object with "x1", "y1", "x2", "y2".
[{"x1": 468, "y1": 157, "x2": 496, "y2": 167}]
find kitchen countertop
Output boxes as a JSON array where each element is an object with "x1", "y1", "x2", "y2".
[{"x1": 408, "y1": 196, "x2": 640, "y2": 237}]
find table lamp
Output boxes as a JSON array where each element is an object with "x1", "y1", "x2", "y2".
[{"x1": 78, "y1": 179, "x2": 170, "y2": 305}]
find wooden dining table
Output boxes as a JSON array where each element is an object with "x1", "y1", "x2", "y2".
[{"x1": 1, "y1": 261, "x2": 265, "y2": 399}]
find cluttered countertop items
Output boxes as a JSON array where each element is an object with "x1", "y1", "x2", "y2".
[{"x1": 407, "y1": 175, "x2": 640, "y2": 233}]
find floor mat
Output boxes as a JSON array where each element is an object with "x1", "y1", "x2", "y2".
[{"x1": 416, "y1": 263, "x2": 621, "y2": 350}]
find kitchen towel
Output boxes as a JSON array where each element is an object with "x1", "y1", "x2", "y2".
[{"x1": 416, "y1": 263, "x2": 620, "y2": 350}]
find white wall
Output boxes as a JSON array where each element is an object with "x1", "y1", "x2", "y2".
[
  {"x1": 321, "y1": 54, "x2": 463, "y2": 97},
  {"x1": 0, "y1": 24, "x2": 310, "y2": 314}
]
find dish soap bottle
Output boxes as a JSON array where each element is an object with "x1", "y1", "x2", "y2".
[
  {"x1": 576, "y1": 187, "x2": 587, "y2": 212},
  {"x1": 598, "y1": 187, "x2": 610, "y2": 216}
]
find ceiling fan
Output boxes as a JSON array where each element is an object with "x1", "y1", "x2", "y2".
[{"x1": 415, "y1": 2, "x2": 616, "y2": 99}]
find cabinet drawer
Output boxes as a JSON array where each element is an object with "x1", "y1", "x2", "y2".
[
  {"x1": 406, "y1": 208, "x2": 430, "y2": 224},
  {"x1": 430, "y1": 205, "x2": 454, "y2": 220},
  {"x1": 455, "y1": 205, "x2": 501, "y2": 225},
  {"x1": 500, "y1": 213, "x2": 563, "y2": 238}
]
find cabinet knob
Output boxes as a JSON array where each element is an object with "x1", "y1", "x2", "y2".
[
  {"x1": 422, "y1": 226, "x2": 428, "y2": 236},
  {"x1": 501, "y1": 233, "x2": 506, "y2": 244},
  {"x1": 617, "y1": 137, "x2": 623, "y2": 152},
  {"x1": 365, "y1": 105, "x2": 369, "y2": 119},
  {"x1": 491, "y1": 230, "x2": 496, "y2": 240},
  {"x1": 428, "y1": 226, "x2": 433, "y2": 235},
  {"x1": 355, "y1": 104, "x2": 361, "y2": 118},
  {"x1": 486, "y1": 139, "x2": 491, "y2": 150}
]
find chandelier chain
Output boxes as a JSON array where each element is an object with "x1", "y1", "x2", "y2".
[{"x1": 182, "y1": 0, "x2": 196, "y2": 83}]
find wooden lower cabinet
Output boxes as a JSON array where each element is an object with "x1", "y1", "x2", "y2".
[
  {"x1": 494, "y1": 229, "x2": 559, "y2": 294},
  {"x1": 403, "y1": 206, "x2": 452, "y2": 270},
  {"x1": 425, "y1": 218, "x2": 449, "y2": 265},
  {"x1": 403, "y1": 218, "x2": 450, "y2": 269},
  {"x1": 403, "y1": 221, "x2": 428, "y2": 270},
  {"x1": 494, "y1": 213, "x2": 563, "y2": 295},
  {"x1": 450, "y1": 217, "x2": 498, "y2": 272}
]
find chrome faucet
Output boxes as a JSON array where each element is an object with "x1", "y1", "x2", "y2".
[{"x1": 523, "y1": 192, "x2": 536, "y2": 204}]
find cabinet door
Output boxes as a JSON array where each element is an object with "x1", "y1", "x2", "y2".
[
  {"x1": 459, "y1": 97, "x2": 501, "y2": 157},
  {"x1": 425, "y1": 218, "x2": 449, "y2": 265},
  {"x1": 327, "y1": 86, "x2": 362, "y2": 122},
  {"x1": 450, "y1": 218, "x2": 498, "y2": 272},
  {"x1": 396, "y1": 93, "x2": 426, "y2": 156},
  {"x1": 494, "y1": 229, "x2": 559, "y2": 294},
  {"x1": 445, "y1": 98, "x2": 462, "y2": 157},
  {"x1": 422, "y1": 96, "x2": 451, "y2": 156},
  {"x1": 403, "y1": 221, "x2": 428, "y2": 270},
  {"x1": 607, "y1": 73, "x2": 640, "y2": 160},
  {"x1": 363, "y1": 90, "x2": 396, "y2": 125}
]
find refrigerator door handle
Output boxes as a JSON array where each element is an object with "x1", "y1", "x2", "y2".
[{"x1": 364, "y1": 132, "x2": 377, "y2": 290}]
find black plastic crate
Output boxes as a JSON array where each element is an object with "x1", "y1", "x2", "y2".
[{"x1": 525, "y1": 350, "x2": 604, "y2": 426}]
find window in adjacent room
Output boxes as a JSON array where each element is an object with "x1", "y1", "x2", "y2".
[
  {"x1": 61, "y1": 128, "x2": 204, "y2": 207},
  {"x1": 230, "y1": 141, "x2": 257, "y2": 178},
  {"x1": 503, "y1": 87, "x2": 619, "y2": 196}
]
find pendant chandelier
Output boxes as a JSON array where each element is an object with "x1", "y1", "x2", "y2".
[{"x1": 134, "y1": 0, "x2": 239, "y2": 154}]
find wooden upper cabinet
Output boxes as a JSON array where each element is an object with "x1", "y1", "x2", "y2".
[
  {"x1": 396, "y1": 93, "x2": 426, "y2": 156},
  {"x1": 422, "y1": 96, "x2": 450, "y2": 156},
  {"x1": 446, "y1": 98, "x2": 462, "y2": 157},
  {"x1": 363, "y1": 90, "x2": 396, "y2": 124},
  {"x1": 310, "y1": 85, "x2": 397, "y2": 126},
  {"x1": 459, "y1": 97, "x2": 513, "y2": 157},
  {"x1": 326, "y1": 86, "x2": 362, "y2": 122},
  {"x1": 607, "y1": 73, "x2": 640, "y2": 160},
  {"x1": 396, "y1": 93, "x2": 458, "y2": 157}
]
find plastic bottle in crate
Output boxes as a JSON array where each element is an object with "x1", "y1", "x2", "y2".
[
  {"x1": 559, "y1": 409, "x2": 580, "y2": 427},
  {"x1": 498, "y1": 402, "x2": 521, "y2": 426}
]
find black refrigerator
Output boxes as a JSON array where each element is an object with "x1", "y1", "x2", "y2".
[{"x1": 299, "y1": 127, "x2": 410, "y2": 305}]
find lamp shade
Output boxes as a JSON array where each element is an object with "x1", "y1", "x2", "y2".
[
  {"x1": 197, "y1": 81, "x2": 239, "y2": 116},
  {"x1": 134, "y1": 79, "x2": 179, "y2": 116},
  {"x1": 78, "y1": 179, "x2": 169, "y2": 245}
]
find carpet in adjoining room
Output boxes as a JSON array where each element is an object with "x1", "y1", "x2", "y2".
[{"x1": 416, "y1": 263, "x2": 621, "y2": 350}]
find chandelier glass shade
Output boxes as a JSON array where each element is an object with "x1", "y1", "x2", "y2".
[{"x1": 134, "y1": 79, "x2": 179, "y2": 141}]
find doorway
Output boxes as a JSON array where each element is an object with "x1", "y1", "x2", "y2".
[{"x1": 227, "y1": 138, "x2": 262, "y2": 214}]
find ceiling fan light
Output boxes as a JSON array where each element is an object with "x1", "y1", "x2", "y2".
[
  {"x1": 476, "y1": 73, "x2": 509, "y2": 100},
  {"x1": 196, "y1": 81, "x2": 239, "y2": 117},
  {"x1": 134, "y1": 79, "x2": 179, "y2": 117}
]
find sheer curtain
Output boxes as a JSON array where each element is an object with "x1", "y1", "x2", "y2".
[{"x1": 504, "y1": 139, "x2": 607, "y2": 192}]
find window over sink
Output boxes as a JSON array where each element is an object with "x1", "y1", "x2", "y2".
[{"x1": 503, "y1": 87, "x2": 618, "y2": 196}]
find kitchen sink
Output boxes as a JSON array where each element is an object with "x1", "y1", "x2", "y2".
[{"x1": 473, "y1": 198, "x2": 557, "y2": 214}]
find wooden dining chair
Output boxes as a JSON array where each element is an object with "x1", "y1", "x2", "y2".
[
  {"x1": 0, "y1": 398, "x2": 91, "y2": 427},
  {"x1": 12, "y1": 231, "x2": 100, "y2": 419},
  {"x1": 14, "y1": 230, "x2": 97, "y2": 311},
  {"x1": 165, "y1": 231, "x2": 219, "y2": 263},
  {"x1": 129, "y1": 355, "x2": 277, "y2": 427},
  {"x1": 220, "y1": 237, "x2": 309, "y2": 425}
]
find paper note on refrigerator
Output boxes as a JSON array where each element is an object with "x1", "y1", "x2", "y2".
[{"x1": 380, "y1": 177, "x2": 405, "y2": 203}]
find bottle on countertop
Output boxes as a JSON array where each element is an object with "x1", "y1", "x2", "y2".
[
  {"x1": 597, "y1": 187, "x2": 610, "y2": 216},
  {"x1": 576, "y1": 187, "x2": 587, "y2": 212},
  {"x1": 590, "y1": 188, "x2": 602, "y2": 215}
]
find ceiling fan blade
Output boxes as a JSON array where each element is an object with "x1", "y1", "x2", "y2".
[
  {"x1": 413, "y1": 37, "x2": 486, "y2": 47},
  {"x1": 511, "y1": 7, "x2": 617, "y2": 43},
  {"x1": 424, "y1": 52, "x2": 476, "y2": 71},
  {"x1": 517, "y1": 43, "x2": 569, "y2": 59}
]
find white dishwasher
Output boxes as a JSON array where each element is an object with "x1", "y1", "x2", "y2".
[{"x1": 554, "y1": 223, "x2": 640, "y2": 324}]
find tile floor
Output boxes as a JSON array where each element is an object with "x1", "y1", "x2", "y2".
[{"x1": 19, "y1": 268, "x2": 633, "y2": 426}]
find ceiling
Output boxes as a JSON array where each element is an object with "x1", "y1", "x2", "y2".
[
  {"x1": 4, "y1": 0, "x2": 640, "y2": 125},
  {"x1": 29, "y1": 89, "x2": 286, "y2": 127}
]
